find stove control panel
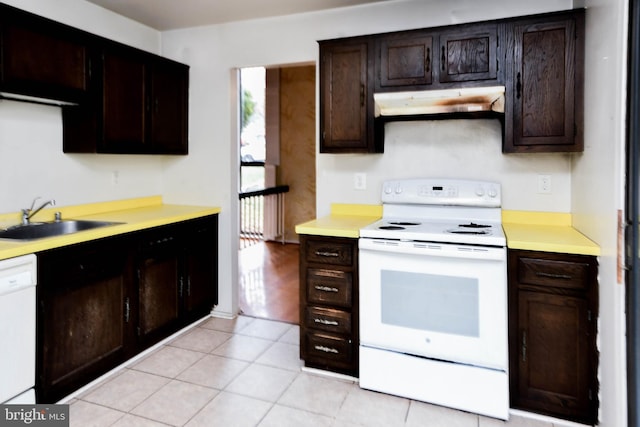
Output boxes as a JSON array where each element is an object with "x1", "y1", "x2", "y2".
[{"x1": 381, "y1": 178, "x2": 501, "y2": 207}]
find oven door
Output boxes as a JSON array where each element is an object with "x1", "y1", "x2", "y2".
[{"x1": 359, "y1": 238, "x2": 507, "y2": 371}]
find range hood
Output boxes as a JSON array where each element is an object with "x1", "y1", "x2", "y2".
[
  {"x1": 0, "y1": 92, "x2": 79, "y2": 107},
  {"x1": 374, "y1": 86, "x2": 505, "y2": 117}
]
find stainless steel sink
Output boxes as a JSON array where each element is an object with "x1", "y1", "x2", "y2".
[{"x1": 0, "y1": 220, "x2": 123, "y2": 240}]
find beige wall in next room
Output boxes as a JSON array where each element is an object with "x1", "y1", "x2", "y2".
[{"x1": 277, "y1": 65, "x2": 316, "y2": 243}]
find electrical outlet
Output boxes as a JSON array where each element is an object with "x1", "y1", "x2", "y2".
[
  {"x1": 354, "y1": 173, "x2": 366, "y2": 190},
  {"x1": 112, "y1": 171, "x2": 120, "y2": 185},
  {"x1": 537, "y1": 175, "x2": 551, "y2": 194}
]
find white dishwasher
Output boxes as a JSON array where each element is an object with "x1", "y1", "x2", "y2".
[{"x1": 0, "y1": 253, "x2": 37, "y2": 404}]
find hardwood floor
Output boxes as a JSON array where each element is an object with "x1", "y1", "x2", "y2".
[{"x1": 239, "y1": 241, "x2": 299, "y2": 324}]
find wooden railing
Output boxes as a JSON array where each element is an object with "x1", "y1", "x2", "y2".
[{"x1": 239, "y1": 185, "x2": 289, "y2": 249}]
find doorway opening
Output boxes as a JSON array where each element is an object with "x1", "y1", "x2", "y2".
[{"x1": 237, "y1": 64, "x2": 316, "y2": 325}]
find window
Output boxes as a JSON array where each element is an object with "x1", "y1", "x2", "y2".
[{"x1": 240, "y1": 67, "x2": 266, "y2": 192}]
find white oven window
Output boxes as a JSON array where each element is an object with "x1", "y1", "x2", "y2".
[{"x1": 381, "y1": 270, "x2": 479, "y2": 337}]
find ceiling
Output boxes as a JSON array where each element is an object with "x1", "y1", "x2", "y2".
[{"x1": 83, "y1": 0, "x2": 395, "y2": 30}]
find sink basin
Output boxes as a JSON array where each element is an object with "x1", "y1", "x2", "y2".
[{"x1": 0, "y1": 220, "x2": 124, "y2": 240}]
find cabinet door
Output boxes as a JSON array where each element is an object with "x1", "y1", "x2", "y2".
[
  {"x1": 102, "y1": 49, "x2": 147, "y2": 152},
  {"x1": 0, "y1": 11, "x2": 89, "y2": 103},
  {"x1": 508, "y1": 248, "x2": 598, "y2": 425},
  {"x1": 438, "y1": 24, "x2": 498, "y2": 83},
  {"x1": 515, "y1": 290, "x2": 594, "y2": 422},
  {"x1": 38, "y1": 241, "x2": 130, "y2": 403},
  {"x1": 149, "y1": 59, "x2": 189, "y2": 154},
  {"x1": 376, "y1": 33, "x2": 433, "y2": 89},
  {"x1": 505, "y1": 12, "x2": 583, "y2": 152},
  {"x1": 183, "y1": 217, "x2": 218, "y2": 320},
  {"x1": 137, "y1": 235, "x2": 181, "y2": 347},
  {"x1": 320, "y1": 40, "x2": 378, "y2": 153}
]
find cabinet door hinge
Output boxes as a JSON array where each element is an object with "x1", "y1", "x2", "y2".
[
  {"x1": 179, "y1": 276, "x2": 184, "y2": 297},
  {"x1": 588, "y1": 309, "x2": 592, "y2": 322}
]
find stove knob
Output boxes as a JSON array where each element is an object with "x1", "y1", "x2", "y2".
[
  {"x1": 384, "y1": 185, "x2": 393, "y2": 194},
  {"x1": 488, "y1": 186, "x2": 498, "y2": 198},
  {"x1": 395, "y1": 186, "x2": 403, "y2": 194},
  {"x1": 475, "y1": 186, "x2": 485, "y2": 197}
]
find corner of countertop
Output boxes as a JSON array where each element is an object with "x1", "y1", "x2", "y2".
[
  {"x1": 501, "y1": 210, "x2": 600, "y2": 256},
  {"x1": 295, "y1": 203, "x2": 382, "y2": 238}
]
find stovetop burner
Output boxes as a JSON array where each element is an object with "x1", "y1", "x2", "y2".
[
  {"x1": 379, "y1": 225, "x2": 406, "y2": 230},
  {"x1": 458, "y1": 222, "x2": 491, "y2": 229},
  {"x1": 447, "y1": 229, "x2": 491, "y2": 235},
  {"x1": 389, "y1": 221, "x2": 421, "y2": 226}
]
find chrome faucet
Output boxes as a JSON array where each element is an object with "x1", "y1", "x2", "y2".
[{"x1": 22, "y1": 197, "x2": 56, "y2": 225}]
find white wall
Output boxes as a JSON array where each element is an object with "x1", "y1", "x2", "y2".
[
  {"x1": 573, "y1": 1, "x2": 628, "y2": 426},
  {"x1": 320, "y1": 120, "x2": 572, "y2": 212}
]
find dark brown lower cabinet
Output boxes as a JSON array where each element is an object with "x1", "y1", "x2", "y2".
[
  {"x1": 37, "y1": 237, "x2": 133, "y2": 403},
  {"x1": 135, "y1": 216, "x2": 219, "y2": 348},
  {"x1": 508, "y1": 249, "x2": 598, "y2": 424},
  {"x1": 182, "y1": 217, "x2": 219, "y2": 321},
  {"x1": 299, "y1": 235, "x2": 359, "y2": 377},
  {"x1": 136, "y1": 228, "x2": 182, "y2": 348},
  {"x1": 36, "y1": 215, "x2": 218, "y2": 403}
]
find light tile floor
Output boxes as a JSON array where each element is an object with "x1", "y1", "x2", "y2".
[{"x1": 67, "y1": 315, "x2": 574, "y2": 427}]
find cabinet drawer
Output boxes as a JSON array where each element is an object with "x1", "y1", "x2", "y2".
[
  {"x1": 305, "y1": 306, "x2": 352, "y2": 334},
  {"x1": 307, "y1": 268, "x2": 352, "y2": 307},
  {"x1": 305, "y1": 240, "x2": 354, "y2": 266},
  {"x1": 517, "y1": 257, "x2": 590, "y2": 291},
  {"x1": 305, "y1": 331, "x2": 354, "y2": 365}
]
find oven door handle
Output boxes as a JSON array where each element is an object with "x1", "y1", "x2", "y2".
[{"x1": 359, "y1": 238, "x2": 506, "y2": 261}]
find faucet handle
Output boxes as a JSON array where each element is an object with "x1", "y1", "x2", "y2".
[{"x1": 28, "y1": 196, "x2": 41, "y2": 211}]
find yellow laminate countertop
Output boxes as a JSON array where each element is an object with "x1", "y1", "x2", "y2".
[
  {"x1": 0, "y1": 196, "x2": 221, "y2": 261},
  {"x1": 502, "y1": 210, "x2": 600, "y2": 256},
  {"x1": 296, "y1": 206, "x2": 600, "y2": 256},
  {"x1": 295, "y1": 204, "x2": 382, "y2": 238}
]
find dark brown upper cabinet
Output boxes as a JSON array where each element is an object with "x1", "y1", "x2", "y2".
[
  {"x1": 63, "y1": 44, "x2": 189, "y2": 155},
  {"x1": 438, "y1": 24, "x2": 498, "y2": 84},
  {"x1": 320, "y1": 9, "x2": 584, "y2": 154},
  {"x1": 148, "y1": 59, "x2": 189, "y2": 154},
  {"x1": 319, "y1": 38, "x2": 381, "y2": 153},
  {"x1": 102, "y1": 49, "x2": 147, "y2": 151},
  {"x1": 0, "y1": 4, "x2": 92, "y2": 104},
  {"x1": 375, "y1": 24, "x2": 498, "y2": 92},
  {"x1": 504, "y1": 10, "x2": 584, "y2": 153},
  {"x1": 376, "y1": 32, "x2": 434, "y2": 90},
  {"x1": 0, "y1": 3, "x2": 189, "y2": 155}
]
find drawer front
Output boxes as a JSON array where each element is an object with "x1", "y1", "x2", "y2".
[
  {"x1": 518, "y1": 257, "x2": 589, "y2": 291},
  {"x1": 305, "y1": 331, "x2": 354, "y2": 365},
  {"x1": 307, "y1": 268, "x2": 352, "y2": 307},
  {"x1": 305, "y1": 306, "x2": 352, "y2": 334},
  {"x1": 305, "y1": 240, "x2": 354, "y2": 266}
]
